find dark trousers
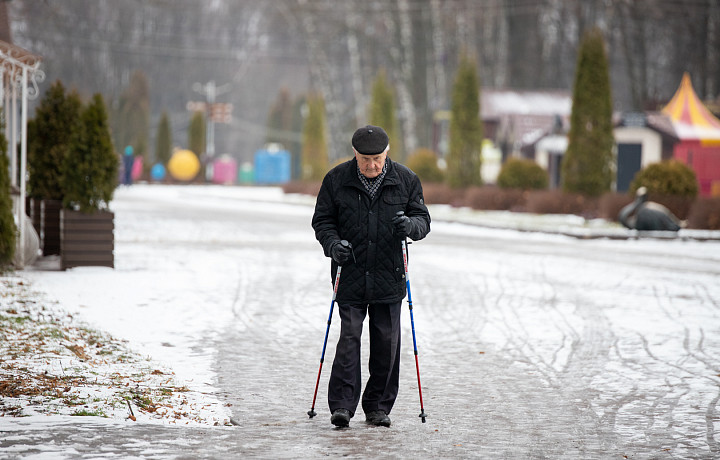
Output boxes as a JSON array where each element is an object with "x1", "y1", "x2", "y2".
[{"x1": 328, "y1": 301, "x2": 402, "y2": 417}]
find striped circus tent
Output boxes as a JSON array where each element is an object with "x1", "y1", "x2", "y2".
[{"x1": 661, "y1": 72, "x2": 720, "y2": 196}]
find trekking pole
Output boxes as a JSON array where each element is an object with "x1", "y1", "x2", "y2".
[
  {"x1": 308, "y1": 240, "x2": 351, "y2": 419},
  {"x1": 397, "y1": 211, "x2": 427, "y2": 423}
]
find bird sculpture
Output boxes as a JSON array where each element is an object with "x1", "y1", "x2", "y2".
[{"x1": 618, "y1": 187, "x2": 683, "y2": 231}]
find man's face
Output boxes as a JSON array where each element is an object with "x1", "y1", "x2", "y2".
[{"x1": 355, "y1": 150, "x2": 387, "y2": 179}]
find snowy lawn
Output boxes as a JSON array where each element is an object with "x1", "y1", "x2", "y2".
[{"x1": 0, "y1": 274, "x2": 231, "y2": 425}]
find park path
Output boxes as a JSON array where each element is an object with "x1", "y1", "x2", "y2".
[{"x1": 2, "y1": 185, "x2": 720, "y2": 459}]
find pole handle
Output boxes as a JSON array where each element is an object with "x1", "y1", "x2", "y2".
[{"x1": 339, "y1": 239, "x2": 356, "y2": 264}]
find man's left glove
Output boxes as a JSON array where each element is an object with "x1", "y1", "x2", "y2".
[{"x1": 391, "y1": 214, "x2": 412, "y2": 239}]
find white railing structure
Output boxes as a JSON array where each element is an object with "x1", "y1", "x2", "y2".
[{"x1": 0, "y1": 40, "x2": 43, "y2": 268}]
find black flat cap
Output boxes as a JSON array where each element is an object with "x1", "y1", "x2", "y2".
[{"x1": 351, "y1": 125, "x2": 389, "y2": 155}]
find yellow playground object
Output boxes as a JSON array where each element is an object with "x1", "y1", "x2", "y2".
[{"x1": 168, "y1": 149, "x2": 200, "y2": 181}]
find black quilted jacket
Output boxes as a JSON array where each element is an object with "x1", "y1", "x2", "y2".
[{"x1": 312, "y1": 158, "x2": 431, "y2": 304}]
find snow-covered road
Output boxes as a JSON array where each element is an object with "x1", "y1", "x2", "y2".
[{"x1": 4, "y1": 184, "x2": 720, "y2": 459}]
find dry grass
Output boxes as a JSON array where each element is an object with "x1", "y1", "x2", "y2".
[{"x1": 0, "y1": 276, "x2": 229, "y2": 425}]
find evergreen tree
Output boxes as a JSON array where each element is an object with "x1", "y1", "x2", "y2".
[
  {"x1": 113, "y1": 70, "x2": 150, "y2": 175},
  {"x1": 62, "y1": 94, "x2": 118, "y2": 213},
  {"x1": 27, "y1": 81, "x2": 83, "y2": 200},
  {"x1": 155, "y1": 111, "x2": 172, "y2": 165},
  {"x1": 266, "y1": 88, "x2": 293, "y2": 145},
  {"x1": 0, "y1": 121, "x2": 15, "y2": 267},
  {"x1": 290, "y1": 96, "x2": 305, "y2": 180},
  {"x1": 562, "y1": 27, "x2": 614, "y2": 197},
  {"x1": 301, "y1": 93, "x2": 328, "y2": 181},
  {"x1": 188, "y1": 111, "x2": 206, "y2": 156},
  {"x1": 446, "y1": 53, "x2": 483, "y2": 188},
  {"x1": 267, "y1": 88, "x2": 304, "y2": 179},
  {"x1": 368, "y1": 70, "x2": 401, "y2": 160}
]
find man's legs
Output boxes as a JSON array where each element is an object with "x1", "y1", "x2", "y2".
[
  {"x1": 362, "y1": 301, "x2": 402, "y2": 416},
  {"x1": 328, "y1": 303, "x2": 367, "y2": 416}
]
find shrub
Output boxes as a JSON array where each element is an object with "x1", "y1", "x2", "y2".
[
  {"x1": 0, "y1": 126, "x2": 15, "y2": 267},
  {"x1": 497, "y1": 158, "x2": 549, "y2": 190},
  {"x1": 629, "y1": 160, "x2": 698, "y2": 198},
  {"x1": 687, "y1": 197, "x2": 720, "y2": 229},
  {"x1": 281, "y1": 181, "x2": 321, "y2": 197},
  {"x1": 406, "y1": 148, "x2": 444, "y2": 184},
  {"x1": 598, "y1": 192, "x2": 633, "y2": 221},
  {"x1": 464, "y1": 185, "x2": 525, "y2": 211},
  {"x1": 421, "y1": 183, "x2": 465, "y2": 206},
  {"x1": 525, "y1": 190, "x2": 597, "y2": 216},
  {"x1": 645, "y1": 194, "x2": 694, "y2": 220}
]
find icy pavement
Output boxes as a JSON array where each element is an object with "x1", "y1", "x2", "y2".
[{"x1": 2, "y1": 184, "x2": 720, "y2": 459}]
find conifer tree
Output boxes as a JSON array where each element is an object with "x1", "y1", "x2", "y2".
[
  {"x1": 62, "y1": 94, "x2": 117, "y2": 213},
  {"x1": 267, "y1": 89, "x2": 304, "y2": 178},
  {"x1": 290, "y1": 96, "x2": 306, "y2": 179},
  {"x1": 113, "y1": 71, "x2": 150, "y2": 174},
  {"x1": 446, "y1": 53, "x2": 483, "y2": 188},
  {"x1": 188, "y1": 111, "x2": 205, "y2": 157},
  {"x1": 155, "y1": 111, "x2": 172, "y2": 165},
  {"x1": 301, "y1": 93, "x2": 328, "y2": 181},
  {"x1": 0, "y1": 122, "x2": 15, "y2": 267},
  {"x1": 27, "y1": 81, "x2": 83, "y2": 200},
  {"x1": 266, "y1": 88, "x2": 293, "y2": 145},
  {"x1": 562, "y1": 27, "x2": 614, "y2": 197},
  {"x1": 368, "y1": 70, "x2": 401, "y2": 160}
]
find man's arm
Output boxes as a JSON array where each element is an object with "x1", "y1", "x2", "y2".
[
  {"x1": 405, "y1": 175, "x2": 431, "y2": 241},
  {"x1": 311, "y1": 173, "x2": 342, "y2": 257}
]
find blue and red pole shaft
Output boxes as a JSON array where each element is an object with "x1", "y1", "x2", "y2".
[
  {"x1": 308, "y1": 241, "x2": 347, "y2": 419},
  {"x1": 401, "y1": 233, "x2": 427, "y2": 423}
]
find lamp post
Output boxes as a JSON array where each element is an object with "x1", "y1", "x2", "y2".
[{"x1": 192, "y1": 81, "x2": 232, "y2": 180}]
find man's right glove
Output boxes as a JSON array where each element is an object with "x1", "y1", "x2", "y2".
[
  {"x1": 391, "y1": 213, "x2": 412, "y2": 239},
  {"x1": 330, "y1": 240, "x2": 351, "y2": 265}
]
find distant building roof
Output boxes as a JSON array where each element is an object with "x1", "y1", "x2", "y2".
[
  {"x1": 481, "y1": 89, "x2": 572, "y2": 119},
  {"x1": 646, "y1": 112, "x2": 678, "y2": 140},
  {"x1": 481, "y1": 89, "x2": 572, "y2": 149},
  {"x1": 616, "y1": 111, "x2": 678, "y2": 141}
]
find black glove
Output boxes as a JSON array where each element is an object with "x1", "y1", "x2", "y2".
[
  {"x1": 391, "y1": 214, "x2": 412, "y2": 239},
  {"x1": 330, "y1": 240, "x2": 351, "y2": 265}
]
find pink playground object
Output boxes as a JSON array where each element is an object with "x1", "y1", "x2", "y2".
[
  {"x1": 131, "y1": 156, "x2": 143, "y2": 181},
  {"x1": 212, "y1": 155, "x2": 238, "y2": 184}
]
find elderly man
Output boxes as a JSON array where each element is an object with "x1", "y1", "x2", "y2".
[{"x1": 311, "y1": 125, "x2": 431, "y2": 428}]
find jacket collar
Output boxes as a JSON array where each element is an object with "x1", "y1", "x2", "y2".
[{"x1": 343, "y1": 157, "x2": 400, "y2": 190}]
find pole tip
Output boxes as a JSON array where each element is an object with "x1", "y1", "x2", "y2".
[{"x1": 308, "y1": 409, "x2": 317, "y2": 418}]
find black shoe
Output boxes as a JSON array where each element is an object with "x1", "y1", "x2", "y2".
[
  {"x1": 365, "y1": 410, "x2": 391, "y2": 427},
  {"x1": 331, "y1": 408, "x2": 351, "y2": 427}
]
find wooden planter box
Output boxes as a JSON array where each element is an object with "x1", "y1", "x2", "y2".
[
  {"x1": 60, "y1": 209, "x2": 114, "y2": 270},
  {"x1": 41, "y1": 199, "x2": 62, "y2": 256}
]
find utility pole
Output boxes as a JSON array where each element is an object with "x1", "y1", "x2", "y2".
[{"x1": 191, "y1": 81, "x2": 232, "y2": 180}]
